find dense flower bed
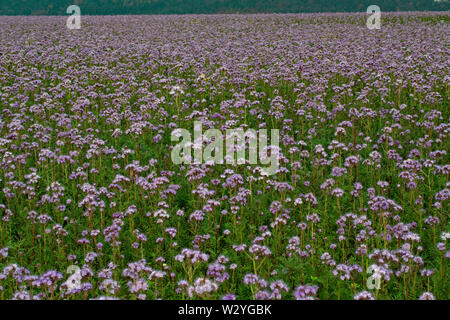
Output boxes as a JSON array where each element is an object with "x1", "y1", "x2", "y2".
[{"x1": 0, "y1": 13, "x2": 448, "y2": 300}]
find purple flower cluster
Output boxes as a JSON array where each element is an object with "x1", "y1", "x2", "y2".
[{"x1": 0, "y1": 12, "x2": 448, "y2": 300}]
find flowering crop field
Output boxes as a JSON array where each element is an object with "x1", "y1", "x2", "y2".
[{"x1": 0, "y1": 13, "x2": 448, "y2": 301}]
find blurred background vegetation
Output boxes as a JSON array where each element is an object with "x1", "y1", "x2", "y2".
[{"x1": 0, "y1": 0, "x2": 449, "y2": 15}]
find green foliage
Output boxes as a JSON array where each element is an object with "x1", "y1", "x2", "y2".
[{"x1": 0, "y1": 0, "x2": 449, "y2": 15}]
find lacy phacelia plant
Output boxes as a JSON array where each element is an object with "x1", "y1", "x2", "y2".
[{"x1": 0, "y1": 12, "x2": 448, "y2": 300}]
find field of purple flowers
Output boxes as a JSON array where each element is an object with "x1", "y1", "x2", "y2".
[{"x1": 0, "y1": 12, "x2": 448, "y2": 300}]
